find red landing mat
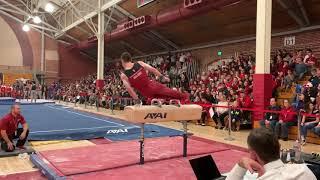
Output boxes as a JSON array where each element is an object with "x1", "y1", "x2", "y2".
[
  {"x1": 89, "y1": 138, "x2": 113, "y2": 145},
  {"x1": 69, "y1": 149, "x2": 249, "y2": 180},
  {"x1": 39, "y1": 136, "x2": 230, "y2": 176},
  {"x1": 0, "y1": 171, "x2": 46, "y2": 180}
]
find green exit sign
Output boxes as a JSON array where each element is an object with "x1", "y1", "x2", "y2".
[{"x1": 217, "y1": 51, "x2": 222, "y2": 56}]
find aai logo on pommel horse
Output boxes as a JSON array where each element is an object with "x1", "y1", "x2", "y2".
[
  {"x1": 106, "y1": 129, "x2": 128, "y2": 134},
  {"x1": 144, "y1": 112, "x2": 168, "y2": 119}
]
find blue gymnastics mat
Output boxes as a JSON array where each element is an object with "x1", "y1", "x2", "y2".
[
  {"x1": 0, "y1": 104, "x2": 183, "y2": 141},
  {"x1": 0, "y1": 97, "x2": 16, "y2": 105}
]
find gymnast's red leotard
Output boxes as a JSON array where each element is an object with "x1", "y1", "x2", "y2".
[{"x1": 123, "y1": 62, "x2": 189, "y2": 102}]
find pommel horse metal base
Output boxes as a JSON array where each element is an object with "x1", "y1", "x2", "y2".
[
  {"x1": 139, "y1": 121, "x2": 189, "y2": 164},
  {"x1": 124, "y1": 99, "x2": 202, "y2": 165}
]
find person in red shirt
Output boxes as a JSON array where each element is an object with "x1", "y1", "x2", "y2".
[
  {"x1": 0, "y1": 85, "x2": 5, "y2": 97},
  {"x1": 274, "y1": 99, "x2": 296, "y2": 141},
  {"x1": 120, "y1": 52, "x2": 189, "y2": 103},
  {"x1": 6, "y1": 86, "x2": 12, "y2": 97},
  {"x1": 304, "y1": 49, "x2": 317, "y2": 67},
  {"x1": 0, "y1": 104, "x2": 29, "y2": 152}
]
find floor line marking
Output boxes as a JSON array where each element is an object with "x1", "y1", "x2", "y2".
[
  {"x1": 30, "y1": 125, "x2": 133, "y2": 134},
  {"x1": 45, "y1": 104, "x2": 126, "y2": 127}
]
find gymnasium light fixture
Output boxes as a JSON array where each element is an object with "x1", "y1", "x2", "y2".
[
  {"x1": 22, "y1": 24, "x2": 30, "y2": 32},
  {"x1": 33, "y1": 16, "x2": 42, "y2": 24},
  {"x1": 45, "y1": 2, "x2": 55, "y2": 13}
]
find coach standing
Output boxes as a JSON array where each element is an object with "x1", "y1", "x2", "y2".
[{"x1": 0, "y1": 104, "x2": 29, "y2": 152}]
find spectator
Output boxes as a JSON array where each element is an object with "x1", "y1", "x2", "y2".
[
  {"x1": 238, "y1": 92, "x2": 252, "y2": 123},
  {"x1": 308, "y1": 68, "x2": 320, "y2": 88},
  {"x1": 225, "y1": 101, "x2": 241, "y2": 131},
  {"x1": 226, "y1": 128, "x2": 317, "y2": 180},
  {"x1": 300, "y1": 103, "x2": 319, "y2": 145},
  {"x1": 275, "y1": 99, "x2": 297, "y2": 141},
  {"x1": 294, "y1": 57, "x2": 307, "y2": 80},
  {"x1": 304, "y1": 49, "x2": 317, "y2": 67},
  {"x1": 312, "y1": 122, "x2": 320, "y2": 136},
  {"x1": 212, "y1": 93, "x2": 228, "y2": 129},
  {"x1": 282, "y1": 69, "x2": 295, "y2": 91},
  {"x1": 197, "y1": 93, "x2": 209, "y2": 126},
  {"x1": 259, "y1": 98, "x2": 281, "y2": 132},
  {"x1": 293, "y1": 93, "x2": 305, "y2": 111}
]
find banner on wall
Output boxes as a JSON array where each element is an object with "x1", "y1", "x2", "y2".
[{"x1": 3, "y1": 73, "x2": 32, "y2": 85}]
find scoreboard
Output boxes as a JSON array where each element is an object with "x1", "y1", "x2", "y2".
[{"x1": 137, "y1": 0, "x2": 155, "y2": 8}]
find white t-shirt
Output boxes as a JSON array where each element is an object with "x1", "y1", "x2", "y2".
[{"x1": 226, "y1": 159, "x2": 317, "y2": 180}]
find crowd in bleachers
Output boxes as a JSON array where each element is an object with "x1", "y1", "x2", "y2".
[{"x1": 261, "y1": 48, "x2": 320, "y2": 144}]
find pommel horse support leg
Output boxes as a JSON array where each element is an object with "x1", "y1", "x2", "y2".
[{"x1": 124, "y1": 99, "x2": 202, "y2": 165}]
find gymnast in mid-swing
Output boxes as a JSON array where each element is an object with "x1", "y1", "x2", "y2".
[{"x1": 120, "y1": 52, "x2": 189, "y2": 103}]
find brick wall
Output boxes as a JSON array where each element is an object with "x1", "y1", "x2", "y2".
[
  {"x1": 58, "y1": 44, "x2": 97, "y2": 81},
  {"x1": 192, "y1": 30, "x2": 320, "y2": 68},
  {"x1": 44, "y1": 37, "x2": 59, "y2": 83}
]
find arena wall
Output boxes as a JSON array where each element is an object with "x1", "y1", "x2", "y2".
[
  {"x1": 0, "y1": 15, "x2": 97, "y2": 84},
  {"x1": 58, "y1": 45, "x2": 97, "y2": 82},
  {"x1": 0, "y1": 16, "x2": 23, "y2": 67}
]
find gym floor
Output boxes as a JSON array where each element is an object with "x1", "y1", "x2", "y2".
[{"x1": 0, "y1": 101, "x2": 319, "y2": 178}]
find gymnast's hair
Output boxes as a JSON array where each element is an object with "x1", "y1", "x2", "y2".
[
  {"x1": 11, "y1": 103, "x2": 20, "y2": 110},
  {"x1": 121, "y1": 52, "x2": 132, "y2": 62}
]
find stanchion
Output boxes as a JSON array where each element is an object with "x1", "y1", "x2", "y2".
[
  {"x1": 139, "y1": 123, "x2": 145, "y2": 165},
  {"x1": 224, "y1": 102, "x2": 235, "y2": 141},
  {"x1": 110, "y1": 96, "x2": 115, "y2": 115},
  {"x1": 297, "y1": 111, "x2": 302, "y2": 143},
  {"x1": 84, "y1": 96, "x2": 87, "y2": 109},
  {"x1": 74, "y1": 97, "x2": 77, "y2": 107},
  {"x1": 96, "y1": 95, "x2": 99, "y2": 112},
  {"x1": 182, "y1": 121, "x2": 188, "y2": 157}
]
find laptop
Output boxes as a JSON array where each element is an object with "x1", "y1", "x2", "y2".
[{"x1": 189, "y1": 155, "x2": 227, "y2": 180}]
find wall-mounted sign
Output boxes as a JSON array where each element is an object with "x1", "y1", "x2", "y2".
[
  {"x1": 137, "y1": 0, "x2": 155, "y2": 8},
  {"x1": 284, "y1": 36, "x2": 295, "y2": 46}
]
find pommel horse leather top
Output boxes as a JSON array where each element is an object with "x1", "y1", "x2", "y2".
[
  {"x1": 124, "y1": 100, "x2": 202, "y2": 123},
  {"x1": 123, "y1": 99, "x2": 203, "y2": 164}
]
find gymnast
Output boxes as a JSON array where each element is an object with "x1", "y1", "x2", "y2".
[{"x1": 120, "y1": 52, "x2": 189, "y2": 104}]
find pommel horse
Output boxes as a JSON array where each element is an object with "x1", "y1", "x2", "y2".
[{"x1": 124, "y1": 99, "x2": 202, "y2": 164}]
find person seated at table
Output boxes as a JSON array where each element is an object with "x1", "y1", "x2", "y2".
[
  {"x1": 224, "y1": 101, "x2": 241, "y2": 131},
  {"x1": 226, "y1": 128, "x2": 317, "y2": 180},
  {"x1": 0, "y1": 104, "x2": 29, "y2": 152},
  {"x1": 300, "y1": 103, "x2": 319, "y2": 145},
  {"x1": 274, "y1": 99, "x2": 297, "y2": 141},
  {"x1": 259, "y1": 98, "x2": 281, "y2": 132}
]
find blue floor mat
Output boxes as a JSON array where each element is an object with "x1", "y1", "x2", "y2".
[{"x1": 0, "y1": 104, "x2": 183, "y2": 141}]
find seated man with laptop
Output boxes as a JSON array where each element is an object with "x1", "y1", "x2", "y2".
[{"x1": 226, "y1": 128, "x2": 317, "y2": 180}]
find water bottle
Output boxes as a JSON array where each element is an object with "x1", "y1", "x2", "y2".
[{"x1": 293, "y1": 140, "x2": 302, "y2": 163}]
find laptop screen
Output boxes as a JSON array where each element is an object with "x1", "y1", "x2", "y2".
[{"x1": 189, "y1": 155, "x2": 222, "y2": 180}]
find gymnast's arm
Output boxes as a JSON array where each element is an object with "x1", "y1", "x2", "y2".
[
  {"x1": 137, "y1": 61, "x2": 162, "y2": 77},
  {"x1": 137, "y1": 61, "x2": 170, "y2": 82},
  {"x1": 120, "y1": 73, "x2": 139, "y2": 100}
]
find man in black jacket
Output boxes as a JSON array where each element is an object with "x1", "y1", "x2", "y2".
[{"x1": 259, "y1": 98, "x2": 281, "y2": 132}]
